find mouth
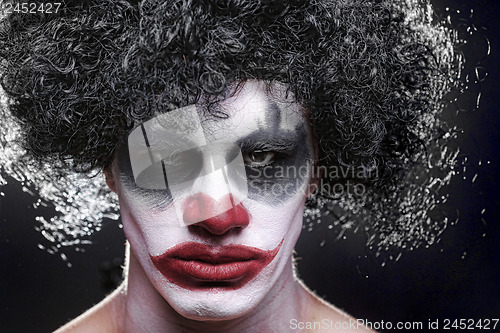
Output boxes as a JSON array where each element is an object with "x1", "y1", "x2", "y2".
[{"x1": 150, "y1": 239, "x2": 283, "y2": 290}]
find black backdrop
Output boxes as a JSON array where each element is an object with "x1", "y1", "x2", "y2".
[{"x1": 1, "y1": 0, "x2": 499, "y2": 332}]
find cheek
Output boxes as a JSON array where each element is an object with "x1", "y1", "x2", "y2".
[
  {"x1": 117, "y1": 187, "x2": 186, "y2": 256},
  {"x1": 116, "y1": 145, "x2": 176, "y2": 209},
  {"x1": 244, "y1": 192, "x2": 306, "y2": 246},
  {"x1": 246, "y1": 156, "x2": 312, "y2": 206},
  {"x1": 121, "y1": 184, "x2": 174, "y2": 216}
]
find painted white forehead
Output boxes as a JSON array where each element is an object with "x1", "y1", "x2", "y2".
[{"x1": 201, "y1": 81, "x2": 304, "y2": 142}]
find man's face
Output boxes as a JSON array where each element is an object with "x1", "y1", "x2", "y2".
[{"x1": 112, "y1": 81, "x2": 314, "y2": 320}]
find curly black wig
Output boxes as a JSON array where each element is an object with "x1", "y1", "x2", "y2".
[{"x1": 0, "y1": 0, "x2": 453, "y2": 190}]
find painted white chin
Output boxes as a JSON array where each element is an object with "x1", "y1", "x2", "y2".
[
  {"x1": 153, "y1": 255, "x2": 294, "y2": 321},
  {"x1": 148, "y1": 214, "x2": 302, "y2": 321},
  {"x1": 165, "y1": 288, "x2": 263, "y2": 321}
]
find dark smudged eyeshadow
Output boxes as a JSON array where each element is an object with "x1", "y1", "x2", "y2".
[
  {"x1": 118, "y1": 120, "x2": 312, "y2": 206},
  {"x1": 239, "y1": 124, "x2": 313, "y2": 204}
]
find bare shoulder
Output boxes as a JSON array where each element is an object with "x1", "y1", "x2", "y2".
[
  {"x1": 53, "y1": 284, "x2": 125, "y2": 333},
  {"x1": 297, "y1": 281, "x2": 378, "y2": 333}
]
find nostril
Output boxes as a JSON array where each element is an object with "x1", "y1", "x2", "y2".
[{"x1": 183, "y1": 193, "x2": 250, "y2": 235}]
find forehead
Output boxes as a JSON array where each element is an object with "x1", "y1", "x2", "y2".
[
  {"x1": 128, "y1": 81, "x2": 307, "y2": 155},
  {"x1": 201, "y1": 81, "x2": 305, "y2": 142}
]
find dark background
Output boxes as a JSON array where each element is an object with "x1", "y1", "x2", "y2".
[{"x1": 1, "y1": 0, "x2": 499, "y2": 332}]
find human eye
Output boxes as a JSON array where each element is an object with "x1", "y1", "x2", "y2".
[
  {"x1": 243, "y1": 148, "x2": 295, "y2": 168},
  {"x1": 161, "y1": 148, "x2": 202, "y2": 175},
  {"x1": 162, "y1": 150, "x2": 186, "y2": 166},
  {"x1": 243, "y1": 150, "x2": 277, "y2": 167},
  {"x1": 240, "y1": 139, "x2": 297, "y2": 168}
]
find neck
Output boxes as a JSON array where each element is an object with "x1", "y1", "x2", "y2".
[{"x1": 116, "y1": 244, "x2": 307, "y2": 333}]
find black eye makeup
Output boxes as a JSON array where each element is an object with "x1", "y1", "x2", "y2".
[
  {"x1": 241, "y1": 140, "x2": 297, "y2": 168},
  {"x1": 117, "y1": 102, "x2": 314, "y2": 208},
  {"x1": 244, "y1": 150, "x2": 277, "y2": 167},
  {"x1": 237, "y1": 126, "x2": 313, "y2": 203}
]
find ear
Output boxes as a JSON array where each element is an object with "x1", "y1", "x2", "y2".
[{"x1": 103, "y1": 166, "x2": 118, "y2": 193}]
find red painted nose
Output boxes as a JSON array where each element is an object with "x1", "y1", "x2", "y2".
[{"x1": 183, "y1": 193, "x2": 250, "y2": 235}]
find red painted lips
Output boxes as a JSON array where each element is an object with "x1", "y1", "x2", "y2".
[{"x1": 150, "y1": 240, "x2": 283, "y2": 290}]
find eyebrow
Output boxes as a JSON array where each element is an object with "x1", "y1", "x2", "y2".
[{"x1": 237, "y1": 126, "x2": 306, "y2": 152}]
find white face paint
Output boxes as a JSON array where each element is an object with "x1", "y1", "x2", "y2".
[
  {"x1": 113, "y1": 81, "x2": 314, "y2": 320},
  {"x1": 127, "y1": 104, "x2": 249, "y2": 226}
]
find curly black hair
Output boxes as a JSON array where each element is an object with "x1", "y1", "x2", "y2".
[{"x1": 0, "y1": 0, "x2": 452, "y2": 197}]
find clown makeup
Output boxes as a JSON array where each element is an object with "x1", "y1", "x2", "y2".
[
  {"x1": 126, "y1": 104, "x2": 249, "y2": 226},
  {"x1": 112, "y1": 81, "x2": 315, "y2": 319}
]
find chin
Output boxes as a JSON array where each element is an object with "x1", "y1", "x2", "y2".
[
  {"x1": 156, "y1": 279, "x2": 268, "y2": 321},
  {"x1": 169, "y1": 293, "x2": 259, "y2": 321}
]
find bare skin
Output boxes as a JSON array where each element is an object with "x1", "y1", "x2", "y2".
[
  {"x1": 55, "y1": 82, "x2": 376, "y2": 333},
  {"x1": 55, "y1": 244, "x2": 376, "y2": 333}
]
